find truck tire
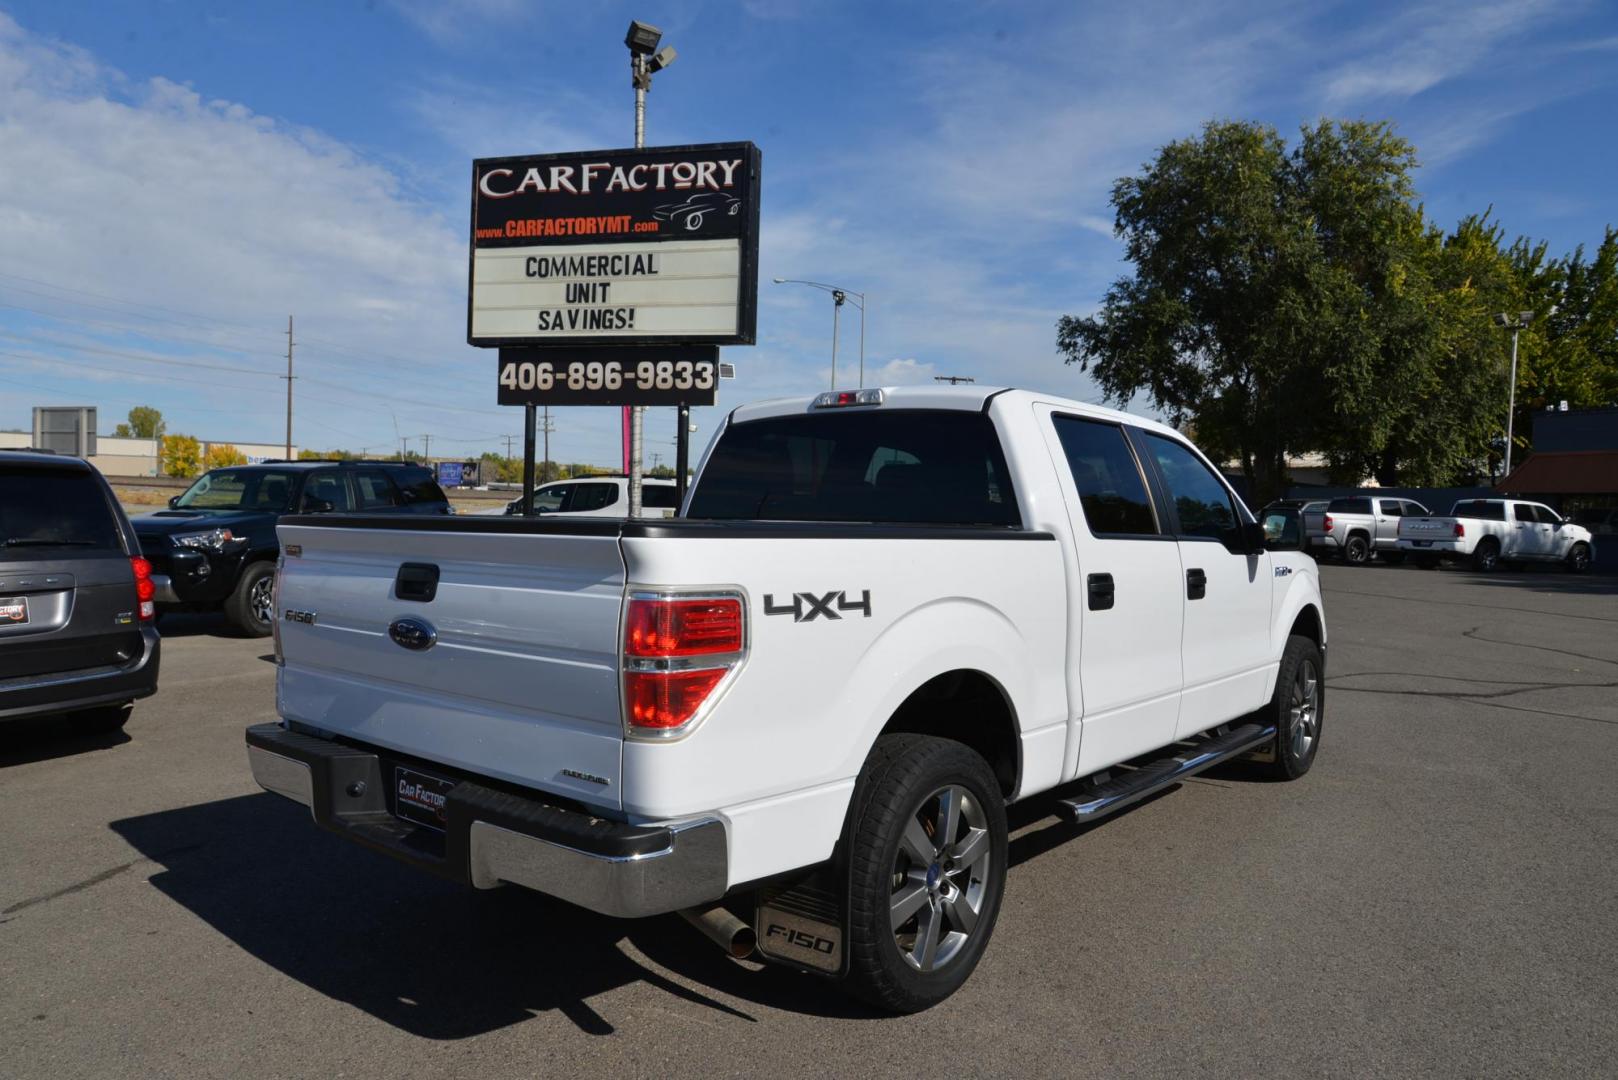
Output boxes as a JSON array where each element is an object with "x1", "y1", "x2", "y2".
[
  {"x1": 1255, "y1": 634, "x2": 1324, "y2": 781},
  {"x1": 841, "y1": 734, "x2": 1008, "y2": 1014},
  {"x1": 1471, "y1": 537, "x2": 1501, "y2": 573},
  {"x1": 225, "y1": 562, "x2": 276, "y2": 637},
  {"x1": 1566, "y1": 542, "x2": 1592, "y2": 574},
  {"x1": 1343, "y1": 534, "x2": 1370, "y2": 565}
]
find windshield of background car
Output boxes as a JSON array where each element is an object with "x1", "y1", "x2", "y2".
[
  {"x1": 0, "y1": 465, "x2": 123, "y2": 555},
  {"x1": 687, "y1": 410, "x2": 1021, "y2": 526},
  {"x1": 174, "y1": 469, "x2": 296, "y2": 511}
]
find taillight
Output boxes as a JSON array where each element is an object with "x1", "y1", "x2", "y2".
[
  {"x1": 1323, "y1": 514, "x2": 1334, "y2": 532},
  {"x1": 623, "y1": 592, "x2": 745, "y2": 737},
  {"x1": 1454, "y1": 522, "x2": 1465, "y2": 537},
  {"x1": 131, "y1": 556, "x2": 155, "y2": 622}
]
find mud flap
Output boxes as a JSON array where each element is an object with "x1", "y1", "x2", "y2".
[{"x1": 754, "y1": 870, "x2": 846, "y2": 977}]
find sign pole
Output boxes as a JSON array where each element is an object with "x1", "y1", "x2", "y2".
[
  {"x1": 521, "y1": 403, "x2": 537, "y2": 515},
  {"x1": 627, "y1": 50, "x2": 648, "y2": 519},
  {"x1": 676, "y1": 402, "x2": 691, "y2": 503}
]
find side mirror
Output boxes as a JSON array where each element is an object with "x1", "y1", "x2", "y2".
[
  {"x1": 1258, "y1": 508, "x2": 1304, "y2": 551},
  {"x1": 168, "y1": 495, "x2": 180, "y2": 509}
]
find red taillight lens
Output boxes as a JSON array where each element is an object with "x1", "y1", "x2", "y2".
[
  {"x1": 1323, "y1": 514, "x2": 1333, "y2": 532},
  {"x1": 1454, "y1": 522, "x2": 1465, "y2": 537},
  {"x1": 622, "y1": 593, "x2": 746, "y2": 737},
  {"x1": 624, "y1": 669, "x2": 728, "y2": 729},
  {"x1": 131, "y1": 556, "x2": 155, "y2": 621},
  {"x1": 625, "y1": 597, "x2": 743, "y2": 657}
]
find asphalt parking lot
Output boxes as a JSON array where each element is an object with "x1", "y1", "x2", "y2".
[{"x1": 2, "y1": 563, "x2": 1615, "y2": 1078}]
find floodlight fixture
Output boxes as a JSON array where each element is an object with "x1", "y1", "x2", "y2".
[
  {"x1": 625, "y1": 21, "x2": 662, "y2": 55},
  {"x1": 1518, "y1": 310, "x2": 1535, "y2": 324},
  {"x1": 648, "y1": 45, "x2": 677, "y2": 73},
  {"x1": 1493, "y1": 313, "x2": 1510, "y2": 327}
]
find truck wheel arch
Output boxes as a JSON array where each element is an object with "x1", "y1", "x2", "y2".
[
  {"x1": 877, "y1": 670, "x2": 1020, "y2": 799},
  {"x1": 1289, "y1": 604, "x2": 1323, "y2": 649}
]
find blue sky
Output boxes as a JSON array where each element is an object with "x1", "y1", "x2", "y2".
[{"x1": 1, "y1": 0, "x2": 1615, "y2": 466}]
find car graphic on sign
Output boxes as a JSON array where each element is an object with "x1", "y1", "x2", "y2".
[{"x1": 653, "y1": 192, "x2": 741, "y2": 231}]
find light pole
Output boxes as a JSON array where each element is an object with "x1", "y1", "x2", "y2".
[
  {"x1": 773, "y1": 278, "x2": 867, "y2": 388},
  {"x1": 1493, "y1": 309, "x2": 1537, "y2": 478},
  {"x1": 624, "y1": 20, "x2": 677, "y2": 518}
]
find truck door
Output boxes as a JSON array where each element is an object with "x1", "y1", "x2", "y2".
[
  {"x1": 1134, "y1": 432, "x2": 1273, "y2": 738},
  {"x1": 1515, "y1": 503, "x2": 1558, "y2": 558},
  {"x1": 1042, "y1": 412, "x2": 1182, "y2": 774},
  {"x1": 1375, "y1": 498, "x2": 1402, "y2": 549}
]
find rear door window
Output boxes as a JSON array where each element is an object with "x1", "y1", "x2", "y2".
[
  {"x1": 301, "y1": 470, "x2": 351, "y2": 512},
  {"x1": 1051, "y1": 416, "x2": 1158, "y2": 536},
  {"x1": 569, "y1": 483, "x2": 619, "y2": 512},
  {"x1": 1327, "y1": 497, "x2": 1371, "y2": 515},
  {"x1": 642, "y1": 485, "x2": 681, "y2": 510},
  {"x1": 688, "y1": 410, "x2": 1019, "y2": 526},
  {"x1": 0, "y1": 465, "x2": 123, "y2": 556},
  {"x1": 394, "y1": 467, "x2": 448, "y2": 507},
  {"x1": 1142, "y1": 434, "x2": 1240, "y2": 540},
  {"x1": 353, "y1": 469, "x2": 401, "y2": 510}
]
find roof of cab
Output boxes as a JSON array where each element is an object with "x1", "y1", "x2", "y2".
[
  {"x1": 0, "y1": 449, "x2": 95, "y2": 471},
  {"x1": 727, "y1": 384, "x2": 1183, "y2": 439}
]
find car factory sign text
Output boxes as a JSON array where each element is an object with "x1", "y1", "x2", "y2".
[{"x1": 468, "y1": 142, "x2": 760, "y2": 347}]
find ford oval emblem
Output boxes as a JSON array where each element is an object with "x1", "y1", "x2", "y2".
[{"x1": 388, "y1": 617, "x2": 437, "y2": 651}]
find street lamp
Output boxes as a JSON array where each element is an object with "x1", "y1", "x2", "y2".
[
  {"x1": 1493, "y1": 309, "x2": 1542, "y2": 478},
  {"x1": 623, "y1": 20, "x2": 678, "y2": 517},
  {"x1": 773, "y1": 278, "x2": 868, "y2": 388}
]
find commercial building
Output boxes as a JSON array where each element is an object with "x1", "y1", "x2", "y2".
[{"x1": 1, "y1": 430, "x2": 299, "y2": 477}]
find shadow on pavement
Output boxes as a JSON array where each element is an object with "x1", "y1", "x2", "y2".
[
  {"x1": 0, "y1": 712, "x2": 133, "y2": 769},
  {"x1": 1447, "y1": 570, "x2": 1618, "y2": 596},
  {"x1": 110, "y1": 793, "x2": 877, "y2": 1038},
  {"x1": 152, "y1": 611, "x2": 243, "y2": 639}
]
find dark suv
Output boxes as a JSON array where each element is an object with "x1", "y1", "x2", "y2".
[
  {"x1": 1, "y1": 450, "x2": 161, "y2": 733},
  {"x1": 133, "y1": 461, "x2": 449, "y2": 637}
]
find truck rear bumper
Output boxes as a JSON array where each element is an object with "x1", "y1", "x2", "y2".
[{"x1": 244, "y1": 723, "x2": 728, "y2": 918}]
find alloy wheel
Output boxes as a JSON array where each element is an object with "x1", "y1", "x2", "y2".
[
  {"x1": 1289, "y1": 658, "x2": 1320, "y2": 761},
  {"x1": 888, "y1": 784, "x2": 992, "y2": 973},
  {"x1": 249, "y1": 575, "x2": 275, "y2": 626}
]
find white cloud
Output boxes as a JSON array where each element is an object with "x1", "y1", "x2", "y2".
[
  {"x1": 872, "y1": 357, "x2": 936, "y2": 385},
  {"x1": 0, "y1": 12, "x2": 514, "y2": 448},
  {"x1": 385, "y1": 0, "x2": 534, "y2": 46}
]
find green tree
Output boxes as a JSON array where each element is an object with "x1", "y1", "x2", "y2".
[
  {"x1": 113, "y1": 405, "x2": 165, "y2": 439},
  {"x1": 160, "y1": 434, "x2": 202, "y2": 478},
  {"x1": 298, "y1": 448, "x2": 358, "y2": 460},
  {"x1": 1505, "y1": 227, "x2": 1618, "y2": 456},
  {"x1": 1057, "y1": 118, "x2": 1497, "y2": 496}
]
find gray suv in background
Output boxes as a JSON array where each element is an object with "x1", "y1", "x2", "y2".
[{"x1": 1, "y1": 450, "x2": 160, "y2": 733}]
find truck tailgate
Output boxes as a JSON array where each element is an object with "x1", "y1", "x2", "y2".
[
  {"x1": 1399, "y1": 516, "x2": 1458, "y2": 543},
  {"x1": 274, "y1": 520, "x2": 626, "y2": 810}
]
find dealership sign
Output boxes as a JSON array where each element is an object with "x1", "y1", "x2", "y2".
[{"x1": 468, "y1": 142, "x2": 760, "y2": 348}]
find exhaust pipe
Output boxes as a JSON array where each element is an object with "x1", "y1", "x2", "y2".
[{"x1": 679, "y1": 904, "x2": 756, "y2": 959}]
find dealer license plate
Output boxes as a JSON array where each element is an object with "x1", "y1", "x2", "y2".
[
  {"x1": 0, "y1": 596, "x2": 29, "y2": 625},
  {"x1": 1412, "y1": 540, "x2": 1433, "y2": 547},
  {"x1": 394, "y1": 766, "x2": 456, "y2": 831}
]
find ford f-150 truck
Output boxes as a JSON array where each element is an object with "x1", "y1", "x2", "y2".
[
  {"x1": 1397, "y1": 497, "x2": 1594, "y2": 572},
  {"x1": 245, "y1": 386, "x2": 1326, "y2": 1012}
]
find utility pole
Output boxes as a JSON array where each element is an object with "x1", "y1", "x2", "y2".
[
  {"x1": 421, "y1": 433, "x2": 431, "y2": 462},
  {"x1": 541, "y1": 406, "x2": 554, "y2": 482},
  {"x1": 282, "y1": 315, "x2": 295, "y2": 459},
  {"x1": 503, "y1": 433, "x2": 515, "y2": 459}
]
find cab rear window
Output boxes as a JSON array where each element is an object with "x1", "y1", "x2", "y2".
[
  {"x1": 688, "y1": 410, "x2": 1020, "y2": 526},
  {"x1": 0, "y1": 465, "x2": 124, "y2": 556}
]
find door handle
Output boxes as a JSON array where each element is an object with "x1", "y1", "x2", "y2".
[
  {"x1": 1087, "y1": 572, "x2": 1114, "y2": 611},
  {"x1": 394, "y1": 562, "x2": 440, "y2": 602},
  {"x1": 1186, "y1": 568, "x2": 1207, "y2": 600}
]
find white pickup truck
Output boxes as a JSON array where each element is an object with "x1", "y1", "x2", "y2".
[
  {"x1": 1397, "y1": 497, "x2": 1595, "y2": 572},
  {"x1": 245, "y1": 386, "x2": 1326, "y2": 1012}
]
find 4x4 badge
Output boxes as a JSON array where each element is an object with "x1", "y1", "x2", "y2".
[{"x1": 763, "y1": 590, "x2": 872, "y2": 622}]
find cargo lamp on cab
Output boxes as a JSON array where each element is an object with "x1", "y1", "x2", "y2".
[{"x1": 813, "y1": 389, "x2": 884, "y2": 409}]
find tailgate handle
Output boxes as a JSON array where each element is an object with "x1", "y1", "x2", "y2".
[{"x1": 394, "y1": 563, "x2": 440, "y2": 603}]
